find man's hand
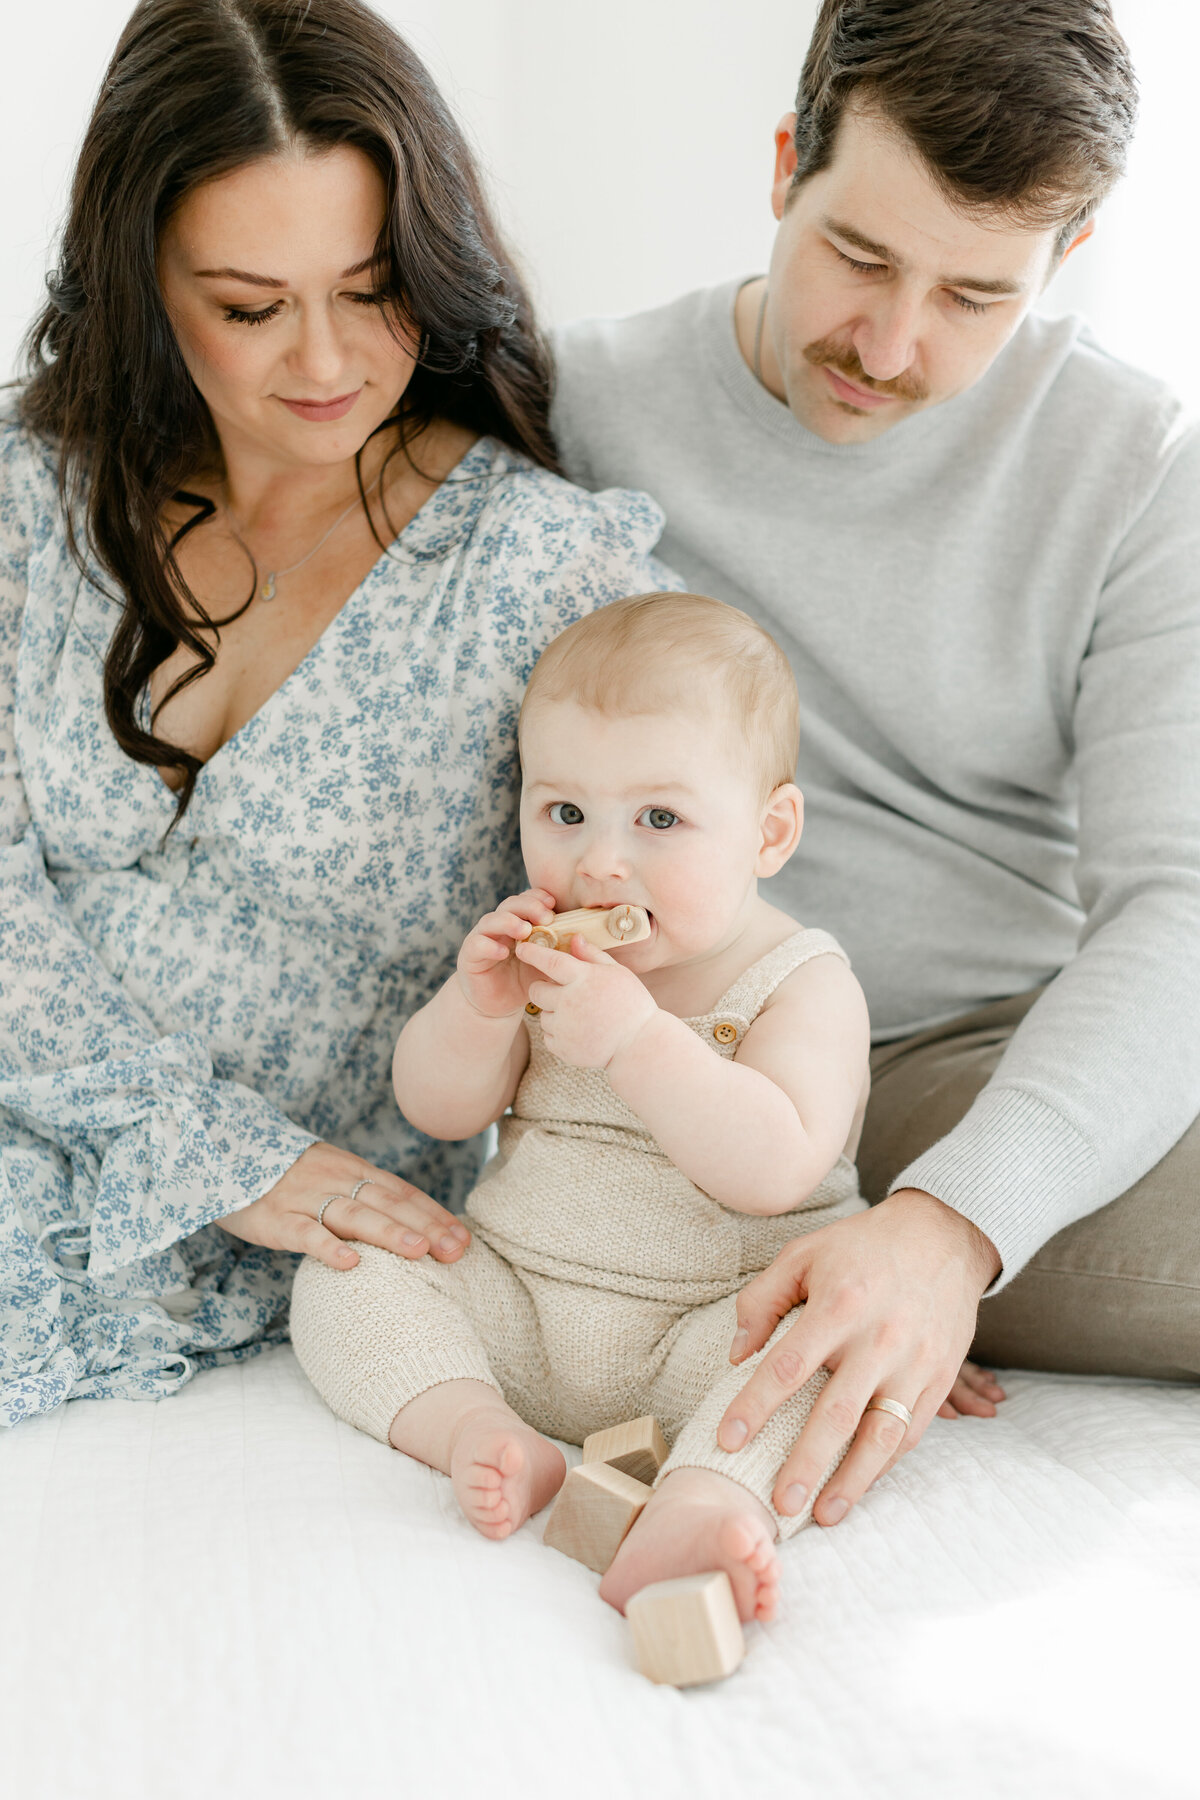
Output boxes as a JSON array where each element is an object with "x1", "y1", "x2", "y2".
[
  {"x1": 717, "y1": 1188, "x2": 1002, "y2": 1525},
  {"x1": 515, "y1": 935, "x2": 656, "y2": 1067}
]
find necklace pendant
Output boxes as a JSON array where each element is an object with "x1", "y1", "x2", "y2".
[{"x1": 261, "y1": 571, "x2": 277, "y2": 602}]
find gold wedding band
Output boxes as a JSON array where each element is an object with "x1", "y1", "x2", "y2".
[{"x1": 865, "y1": 1396, "x2": 913, "y2": 1431}]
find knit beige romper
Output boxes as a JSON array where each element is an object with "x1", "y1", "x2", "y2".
[{"x1": 290, "y1": 927, "x2": 868, "y2": 1537}]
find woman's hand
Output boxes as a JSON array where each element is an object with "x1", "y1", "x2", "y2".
[
  {"x1": 456, "y1": 888, "x2": 557, "y2": 1018},
  {"x1": 215, "y1": 1141, "x2": 472, "y2": 1270},
  {"x1": 717, "y1": 1188, "x2": 1002, "y2": 1525}
]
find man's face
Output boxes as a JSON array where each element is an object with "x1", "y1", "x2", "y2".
[{"x1": 759, "y1": 103, "x2": 1070, "y2": 444}]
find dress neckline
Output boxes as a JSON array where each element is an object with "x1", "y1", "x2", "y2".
[{"x1": 144, "y1": 436, "x2": 506, "y2": 804}]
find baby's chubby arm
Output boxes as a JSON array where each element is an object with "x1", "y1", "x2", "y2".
[
  {"x1": 516, "y1": 938, "x2": 869, "y2": 1214},
  {"x1": 392, "y1": 889, "x2": 554, "y2": 1140}
]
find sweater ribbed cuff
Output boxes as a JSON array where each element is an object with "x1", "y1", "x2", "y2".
[{"x1": 892, "y1": 1086, "x2": 1099, "y2": 1290}]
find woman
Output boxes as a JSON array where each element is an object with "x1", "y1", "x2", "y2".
[{"x1": 0, "y1": 0, "x2": 668, "y2": 1425}]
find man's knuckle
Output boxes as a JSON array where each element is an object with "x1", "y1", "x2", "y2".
[
  {"x1": 768, "y1": 1348, "x2": 805, "y2": 1390},
  {"x1": 821, "y1": 1394, "x2": 862, "y2": 1438},
  {"x1": 827, "y1": 1278, "x2": 868, "y2": 1323},
  {"x1": 868, "y1": 1413, "x2": 907, "y2": 1449},
  {"x1": 870, "y1": 1317, "x2": 905, "y2": 1358}
]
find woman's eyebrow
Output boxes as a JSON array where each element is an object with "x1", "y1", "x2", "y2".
[{"x1": 193, "y1": 255, "x2": 382, "y2": 287}]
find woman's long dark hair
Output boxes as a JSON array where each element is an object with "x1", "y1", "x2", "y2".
[{"x1": 21, "y1": 0, "x2": 560, "y2": 820}]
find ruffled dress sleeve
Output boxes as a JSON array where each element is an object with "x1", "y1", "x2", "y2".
[{"x1": 0, "y1": 420, "x2": 317, "y2": 1424}]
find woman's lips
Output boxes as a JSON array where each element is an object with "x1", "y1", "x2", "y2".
[{"x1": 278, "y1": 389, "x2": 361, "y2": 422}]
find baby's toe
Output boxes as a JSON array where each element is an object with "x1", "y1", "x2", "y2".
[
  {"x1": 496, "y1": 1440, "x2": 527, "y2": 1479},
  {"x1": 746, "y1": 1533, "x2": 777, "y2": 1574},
  {"x1": 718, "y1": 1517, "x2": 759, "y2": 1562}
]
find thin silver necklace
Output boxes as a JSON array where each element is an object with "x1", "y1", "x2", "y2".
[
  {"x1": 224, "y1": 468, "x2": 384, "y2": 602},
  {"x1": 753, "y1": 283, "x2": 768, "y2": 385}
]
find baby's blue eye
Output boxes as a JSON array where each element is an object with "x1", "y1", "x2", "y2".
[
  {"x1": 637, "y1": 807, "x2": 679, "y2": 830},
  {"x1": 548, "y1": 802, "x2": 584, "y2": 826}
]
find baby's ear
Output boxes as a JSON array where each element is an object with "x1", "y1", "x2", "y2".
[{"x1": 757, "y1": 783, "x2": 804, "y2": 877}]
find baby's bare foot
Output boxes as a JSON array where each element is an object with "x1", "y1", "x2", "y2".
[
  {"x1": 450, "y1": 1413, "x2": 566, "y2": 1541},
  {"x1": 599, "y1": 1467, "x2": 780, "y2": 1622}
]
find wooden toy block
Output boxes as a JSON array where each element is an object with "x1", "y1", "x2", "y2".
[
  {"x1": 522, "y1": 904, "x2": 651, "y2": 953},
  {"x1": 542, "y1": 1461, "x2": 650, "y2": 1574},
  {"x1": 582, "y1": 1415, "x2": 669, "y2": 1488},
  {"x1": 626, "y1": 1571, "x2": 746, "y2": 1687}
]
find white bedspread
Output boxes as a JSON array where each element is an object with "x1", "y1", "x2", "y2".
[{"x1": 3, "y1": 1346, "x2": 1197, "y2": 1800}]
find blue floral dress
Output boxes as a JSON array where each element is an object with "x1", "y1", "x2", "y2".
[{"x1": 0, "y1": 410, "x2": 671, "y2": 1426}]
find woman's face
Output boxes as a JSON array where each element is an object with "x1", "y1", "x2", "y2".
[{"x1": 158, "y1": 145, "x2": 418, "y2": 474}]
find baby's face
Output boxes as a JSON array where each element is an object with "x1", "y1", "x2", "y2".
[{"x1": 519, "y1": 699, "x2": 773, "y2": 972}]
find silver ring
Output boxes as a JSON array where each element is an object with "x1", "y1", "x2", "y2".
[
  {"x1": 316, "y1": 1194, "x2": 342, "y2": 1228},
  {"x1": 865, "y1": 1396, "x2": 913, "y2": 1431},
  {"x1": 347, "y1": 1179, "x2": 373, "y2": 1204}
]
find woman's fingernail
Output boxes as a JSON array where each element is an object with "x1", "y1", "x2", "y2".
[
  {"x1": 451, "y1": 1224, "x2": 471, "y2": 1241},
  {"x1": 730, "y1": 1329, "x2": 750, "y2": 1360},
  {"x1": 821, "y1": 1497, "x2": 849, "y2": 1525},
  {"x1": 718, "y1": 1419, "x2": 749, "y2": 1451},
  {"x1": 439, "y1": 1233, "x2": 461, "y2": 1253},
  {"x1": 402, "y1": 1231, "x2": 425, "y2": 1248},
  {"x1": 781, "y1": 1484, "x2": 808, "y2": 1515}
]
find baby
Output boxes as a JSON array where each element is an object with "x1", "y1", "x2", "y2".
[{"x1": 290, "y1": 592, "x2": 874, "y2": 1624}]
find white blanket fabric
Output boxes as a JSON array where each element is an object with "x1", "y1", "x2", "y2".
[{"x1": 3, "y1": 1346, "x2": 1197, "y2": 1800}]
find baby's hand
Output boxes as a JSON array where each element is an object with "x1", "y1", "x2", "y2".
[
  {"x1": 514, "y1": 935, "x2": 657, "y2": 1067},
  {"x1": 457, "y1": 889, "x2": 556, "y2": 1019}
]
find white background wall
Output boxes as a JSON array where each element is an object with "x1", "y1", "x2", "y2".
[{"x1": 4, "y1": 1, "x2": 1198, "y2": 406}]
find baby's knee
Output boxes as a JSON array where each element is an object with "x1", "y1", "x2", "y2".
[{"x1": 290, "y1": 1241, "x2": 433, "y2": 1357}]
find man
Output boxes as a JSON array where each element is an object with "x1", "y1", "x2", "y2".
[{"x1": 552, "y1": 0, "x2": 1200, "y2": 1532}]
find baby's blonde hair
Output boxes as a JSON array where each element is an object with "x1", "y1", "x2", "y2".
[{"x1": 520, "y1": 592, "x2": 800, "y2": 797}]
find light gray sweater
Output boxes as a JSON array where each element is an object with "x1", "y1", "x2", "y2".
[{"x1": 552, "y1": 279, "x2": 1200, "y2": 1282}]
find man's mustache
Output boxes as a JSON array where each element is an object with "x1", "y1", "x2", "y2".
[{"x1": 803, "y1": 336, "x2": 929, "y2": 404}]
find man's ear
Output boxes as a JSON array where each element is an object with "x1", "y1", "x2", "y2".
[
  {"x1": 772, "y1": 114, "x2": 799, "y2": 221},
  {"x1": 757, "y1": 782, "x2": 804, "y2": 877},
  {"x1": 1059, "y1": 217, "x2": 1096, "y2": 267}
]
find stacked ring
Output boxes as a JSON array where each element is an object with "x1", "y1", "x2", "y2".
[{"x1": 317, "y1": 1179, "x2": 374, "y2": 1229}]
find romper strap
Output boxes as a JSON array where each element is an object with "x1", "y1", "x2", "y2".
[{"x1": 709, "y1": 928, "x2": 850, "y2": 1024}]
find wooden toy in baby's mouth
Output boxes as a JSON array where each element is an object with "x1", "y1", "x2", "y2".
[{"x1": 521, "y1": 904, "x2": 651, "y2": 952}]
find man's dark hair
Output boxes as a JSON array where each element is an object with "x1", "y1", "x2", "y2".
[{"x1": 793, "y1": 0, "x2": 1137, "y2": 258}]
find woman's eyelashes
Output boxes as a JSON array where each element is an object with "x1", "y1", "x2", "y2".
[{"x1": 221, "y1": 292, "x2": 390, "y2": 326}]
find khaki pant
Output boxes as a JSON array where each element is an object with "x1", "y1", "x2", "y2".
[{"x1": 859, "y1": 990, "x2": 1200, "y2": 1382}]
